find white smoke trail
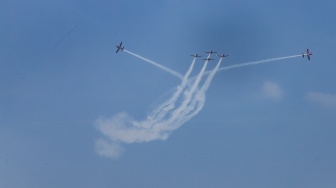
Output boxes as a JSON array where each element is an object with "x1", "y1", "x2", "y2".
[
  {"x1": 175, "y1": 58, "x2": 223, "y2": 126},
  {"x1": 124, "y1": 50, "x2": 183, "y2": 79},
  {"x1": 158, "y1": 55, "x2": 210, "y2": 131},
  {"x1": 201, "y1": 58, "x2": 223, "y2": 95},
  {"x1": 149, "y1": 57, "x2": 197, "y2": 120},
  {"x1": 209, "y1": 54, "x2": 302, "y2": 75}
]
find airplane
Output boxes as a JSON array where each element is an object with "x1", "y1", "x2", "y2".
[
  {"x1": 116, "y1": 42, "x2": 124, "y2": 53},
  {"x1": 205, "y1": 50, "x2": 217, "y2": 54},
  {"x1": 217, "y1": 53, "x2": 229, "y2": 58},
  {"x1": 302, "y1": 49, "x2": 312, "y2": 60},
  {"x1": 191, "y1": 54, "x2": 202, "y2": 58},
  {"x1": 203, "y1": 57, "x2": 214, "y2": 61}
]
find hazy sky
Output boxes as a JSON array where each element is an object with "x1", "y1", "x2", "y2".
[{"x1": 1, "y1": 0, "x2": 336, "y2": 188}]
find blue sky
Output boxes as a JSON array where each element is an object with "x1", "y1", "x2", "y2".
[{"x1": 1, "y1": 0, "x2": 336, "y2": 187}]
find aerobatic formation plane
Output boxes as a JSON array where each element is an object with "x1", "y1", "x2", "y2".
[
  {"x1": 203, "y1": 57, "x2": 215, "y2": 61},
  {"x1": 116, "y1": 42, "x2": 124, "y2": 53},
  {"x1": 190, "y1": 54, "x2": 202, "y2": 58},
  {"x1": 302, "y1": 49, "x2": 313, "y2": 60},
  {"x1": 217, "y1": 53, "x2": 229, "y2": 58},
  {"x1": 205, "y1": 50, "x2": 218, "y2": 54}
]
